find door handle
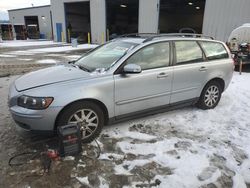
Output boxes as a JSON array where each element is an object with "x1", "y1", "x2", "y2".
[
  {"x1": 157, "y1": 72, "x2": 169, "y2": 78},
  {"x1": 199, "y1": 66, "x2": 208, "y2": 71}
]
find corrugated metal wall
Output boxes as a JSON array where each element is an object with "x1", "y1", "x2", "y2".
[
  {"x1": 51, "y1": 0, "x2": 105, "y2": 43},
  {"x1": 203, "y1": 0, "x2": 250, "y2": 42},
  {"x1": 8, "y1": 6, "x2": 52, "y2": 39},
  {"x1": 90, "y1": 0, "x2": 106, "y2": 44},
  {"x1": 138, "y1": 0, "x2": 159, "y2": 34},
  {"x1": 50, "y1": 0, "x2": 250, "y2": 43}
]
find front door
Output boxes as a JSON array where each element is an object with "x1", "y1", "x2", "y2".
[{"x1": 114, "y1": 41, "x2": 173, "y2": 117}]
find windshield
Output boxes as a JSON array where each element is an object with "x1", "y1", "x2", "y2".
[{"x1": 75, "y1": 41, "x2": 137, "y2": 72}]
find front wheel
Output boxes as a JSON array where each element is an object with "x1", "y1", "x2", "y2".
[
  {"x1": 197, "y1": 81, "x2": 222, "y2": 110},
  {"x1": 56, "y1": 101, "x2": 104, "y2": 143}
]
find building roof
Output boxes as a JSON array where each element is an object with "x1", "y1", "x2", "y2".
[{"x1": 8, "y1": 5, "x2": 50, "y2": 12}]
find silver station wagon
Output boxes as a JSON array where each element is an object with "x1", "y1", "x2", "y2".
[{"x1": 9, "y1": 34, "x2": 234, "y2": 142}]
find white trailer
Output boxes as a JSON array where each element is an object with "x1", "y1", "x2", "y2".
[{"x1": 228, "y1": 24, "x2": 250, "y2": 65}]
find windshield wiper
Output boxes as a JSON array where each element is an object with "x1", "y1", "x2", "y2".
[
  {"x1": 70, "y1": 64, "x2": 90, "y2": 72},
  {"x1": 78, "y1": 65, "x2": 91, "y2": 72}
]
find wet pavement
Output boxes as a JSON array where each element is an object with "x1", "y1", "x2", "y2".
[{"x1": 0, "y1": 43, "x2": 88, "y2": 76}]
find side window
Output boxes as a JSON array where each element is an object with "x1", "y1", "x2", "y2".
[
  {"x1": 200, "y1": 41, "x2": 229, "y2": 60},
  {"x1": 175, "y1": 41, "x2": 203, "y2": 65},
  {"x1": 126, "y1": 42, "x2": 170, "y2": 70}
]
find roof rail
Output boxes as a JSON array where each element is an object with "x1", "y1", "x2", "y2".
[
  {"x1": 143, "y1": 33, "x2": 214, "y2": 43},
  {"x1": 117, "y1": 33, "x2": 158, "y2": 38}
]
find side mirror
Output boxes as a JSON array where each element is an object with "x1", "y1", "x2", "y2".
[{"x1": 123, "y1": 64, "x2": 142, "y2": 74}]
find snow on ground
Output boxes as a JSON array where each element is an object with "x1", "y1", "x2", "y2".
[
  {"x1": 27, "y1": 44, "x2": 98, "y2": 53},
  {"x1": 0, "y1": 54, "x2": 17, "y2": 58},
  {"x1": 36, "y1": 59, "x2": 58, "y2": 64},
  {"x1": 7, "y1": 50, "x2": 38, "y2": 56},
  {"x1": 99, "y1": 72, "x2": 250, "y2": 187},
  {"x1": 1, "y1": 72, "x2": 250, "y2": 187},
  {"x1": 17, "y1": 58, "x2": 33, "y2": 61},
  {"x1": 2, "y1": 44, "x2": 97, "y2": 56},
  {"x1": 0, "y1": 40, "x2": 64, "y2": 48},
  {"x1": 64, "y1": 55, "x2": 82, "y2": 60},
  {"x1": 45, "y1": 54, "x2": 66, "y2": 57}
]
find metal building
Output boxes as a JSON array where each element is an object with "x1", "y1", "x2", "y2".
[
  {"x1": 50, "y1": 0, "x2": 250, "y2": 44},
  {"x1": 203, "y1": 0, "x2": 250, "y2": 42},
  {"x1": 8, "y1": 0, "x2": 250, "y2": 43},
  {"x1": 8, "y1": 5, "x2": 53, "y2": 40}
]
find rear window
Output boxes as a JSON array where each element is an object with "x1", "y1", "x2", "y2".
[{"x1": 200, "y1": 41, "x2": 229, "y2": 60}]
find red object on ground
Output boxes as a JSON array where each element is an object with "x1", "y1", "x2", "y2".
[{"x1": 47, "y1": 149, "x2": 60, "y2": 160}]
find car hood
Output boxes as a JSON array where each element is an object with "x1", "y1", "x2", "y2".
[{"x1": 15, "y1": 65, "x2": 92, "y2": 91}]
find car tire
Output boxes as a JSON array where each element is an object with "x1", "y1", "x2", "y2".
[
  {"x1": 197, "y1": 81, "x2": 222, "y2": 110},
  {"x1": 56, "y1": 101, "x2": 104, "y2": 143}
]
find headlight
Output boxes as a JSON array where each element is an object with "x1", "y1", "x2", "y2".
[{"x1": 17, "y1": 95, "x2": 53, "y2": 110}]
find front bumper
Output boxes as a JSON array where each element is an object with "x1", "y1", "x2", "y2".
[
  {"x1": 10, "y1": 105, "x2": 63, "y2": 132},
  {"x1": 8, "y1": 82, "x2": 63, "y2": 133}
]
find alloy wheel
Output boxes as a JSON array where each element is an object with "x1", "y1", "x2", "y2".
[
  {"x1": 68, "y1": 109, "x2": 99, "y2": 139},
  {"x1": 204, "y1": 85, "x2": 219, "y2": 107}
]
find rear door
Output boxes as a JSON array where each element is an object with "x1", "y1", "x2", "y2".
[
  {"x1": 199, "y1": 41, "x2": 233, "y2": 88},
  {"x1": 114, "y1": 41, "x2": 173, "y2": 117},
  {"x1": 171, "y1": 40, "x2": 207, "y2": 103}
]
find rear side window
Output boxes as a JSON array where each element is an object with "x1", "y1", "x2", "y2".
[
  {"x1": 175, "y1": 41, "x2": 203, "y2": 65},
  {"x1": 200, "y1": 41, "x2": 229, "y2": 60}
]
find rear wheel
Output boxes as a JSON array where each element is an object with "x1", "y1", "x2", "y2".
[
  {"x1": 56, "y1": 101, "x2": 104, "y2": 143},
  {"x1": 197, "y1": 81, "x2": 222, "y2": 110}
]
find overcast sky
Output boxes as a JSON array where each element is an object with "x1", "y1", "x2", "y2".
[
  {"x1": 0, "y1": 0, "x2": 50, "y2": 20},
  {"x1": 0, "y1": 0, "x2": 50, "y2": 11}
]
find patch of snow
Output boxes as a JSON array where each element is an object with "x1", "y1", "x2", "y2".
[
  {"x1": 117, "y1": 139, "x2": 174, "y2": 156},
  {"x1": 64, "y1": 156, "x2": 75, "y2": 161},
  {"x1": 0, "y1": 54, "x2": 16, "y2": 58},
  {"x1": 99, "y1": 176, "x2": 109, "y2": 188},
  {"x1": 17, "y1": 58, "x2": 33, "y2": 61},
  {"x1": 76, "y1": 176, "x2": 89, "y2": 185},
  {"x1": 238, "y1": 160, "x2": 250, "y2": 183},
  {"x1": 36, "y1": 59, "x2": 57, "y2": 64},
  {"x1": 28, "y1": 44, "x2": 98, "y2": 53},
  {"x1": 118, "y1": 138, "x2": 213, "y2": 187},
  {"x1": 110, "y1": 130, "x2": 157, "y2": 141},
  {"x1": 0, "y1": 40, "x2": 63, "y2": 48},
  {"x1": 44, "y1": 54, "x2": 64, "y2": 57},
  {"x1": 114, "y1": 163, "x2": 133, "y2": 175},
  {"x1": 7, "y1": 51, "x2": 37, "y2": 56},
  {"x1": 77, "y1": 163, "x2": 86, "y2": 168},
  {"x1": 65, "y1": 55, "x2": 82, "y2": 60},
  {"x1": 114, "y1": 159, "x2": 150, "y2": 175},
  {"x1": 233, "y1": 173, "x2": 247, "y2": 188}
]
